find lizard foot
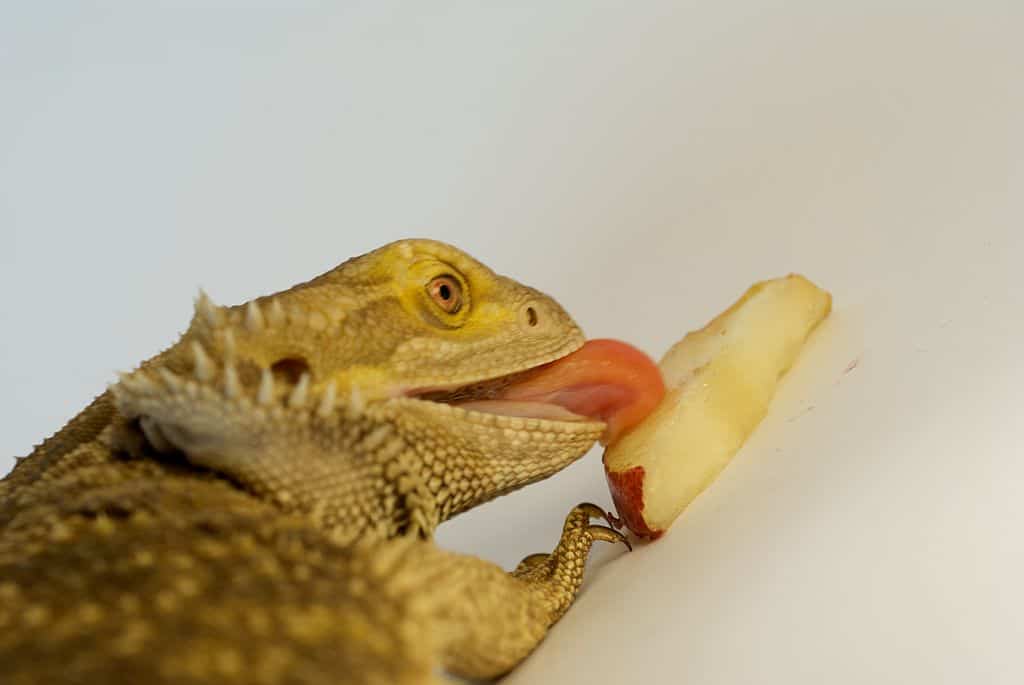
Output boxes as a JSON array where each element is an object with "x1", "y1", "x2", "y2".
[{"x1": 511, "y1": 502, "x2": 630, "y2": 622}]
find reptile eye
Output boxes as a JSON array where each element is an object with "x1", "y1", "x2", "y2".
[{"x1": 427, "y1": 275, "x2": 463, "y2": 314}]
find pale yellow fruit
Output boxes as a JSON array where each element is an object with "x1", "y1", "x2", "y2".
[{"x1": 604, "y1": 275, "x2": 832, "y2": 538}]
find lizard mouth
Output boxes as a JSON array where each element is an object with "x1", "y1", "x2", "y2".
[
  {"x1": 113, "y1": 337, "x2": 663, "y2": 452},
  {"x1": 409, "y1": 339, "x2": 665, "y2": 445}
]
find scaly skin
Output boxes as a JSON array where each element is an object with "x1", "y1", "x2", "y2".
[{"x1": 0, "y1": 239, "x2": 628, "y2": 684}]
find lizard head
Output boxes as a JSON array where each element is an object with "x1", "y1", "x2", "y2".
[{"x1": 112, "y1": 239, "x2": 659, "y2": 539}]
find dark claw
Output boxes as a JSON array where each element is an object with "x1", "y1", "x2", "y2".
[
  {"x1": 587, "y1": 524, "x2": 633, "y2": 552},
  {"x1": 577, "y1": 502, "x2": 622, "y2": 530}
]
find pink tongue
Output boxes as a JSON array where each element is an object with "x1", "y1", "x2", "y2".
[{"x1": 494, "y1": 339, "x2": 665, "y2": 445}]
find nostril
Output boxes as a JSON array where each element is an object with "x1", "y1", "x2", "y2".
[
  {"x1": 526, "y1": 306, "x2": 538, "y2": 327},
  {"x1": 271, "y1": 357, "x2": 310, "y2": 384}
]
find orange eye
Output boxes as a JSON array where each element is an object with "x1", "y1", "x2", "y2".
[{"x1": 427, "y1": 275, "x2": 463, "y2": 314}]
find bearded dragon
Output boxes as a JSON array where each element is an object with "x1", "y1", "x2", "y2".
[{"x1": 0, "y1": 239, "x2": 664, "y2": 685}]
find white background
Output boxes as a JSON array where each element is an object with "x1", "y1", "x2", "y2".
[{"x1": 3, "y1": 3, "x2": 1023, "y2": 683}]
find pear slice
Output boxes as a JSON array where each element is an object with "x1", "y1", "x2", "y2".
[{"x1": 604, "y1": 275, "x2": 832, "y2": 539}]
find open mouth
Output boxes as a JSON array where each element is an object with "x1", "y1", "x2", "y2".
[
  {"x1": 113, "y1": 338, "x2": 664, "y2": 451},
  {"x1": 408, "y1": 339, "x2": 665, "y2": 445}
]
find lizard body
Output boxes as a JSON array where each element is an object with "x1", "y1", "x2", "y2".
[{"x1": 0, "y1": 239, "x2": 644, "y2": 684}]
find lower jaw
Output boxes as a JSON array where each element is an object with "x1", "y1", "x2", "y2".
[{"x1": 452, "y1": 399, "x2": 589, "y2": 422}]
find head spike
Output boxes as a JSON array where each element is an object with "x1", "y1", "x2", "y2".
[
  {"x1": 115, "y1": 370, "x2": 139, "y2": 393},
  {"x1": 109, "y1": 379, "x2": 127, "y2": 404},
  {"x1": 257, "y1": 368, "x2": 275, "y2": 406},
  {"x1": 268, "y1": 299, "x2": 286, "y2": 327},
  {"x1": 158, "y1": 368, "x2": 184, "y2": 390},
  {"x1": 317, "y1": 381, "x2": 337, "y2": 418},
  {"x1": 140, "y1": 417, "x2": 174, "y2": 453},
  {"x1": 117, "y1": 371, "x2": 152, "y2": 395},
  {"x1": 190, "y1": 341, "x2": 215, "y2": 382},
  {"x1": 221, "y1": 329, "x2": 237, "y2": 358},
  {"x1": 245, "y1": 301, "x2": 265, "y2": 332},
  {"x1": 348, "y1": 385, "x2": 366, "y2": 414},
  {"x1": 195, "y1": 290, "x2": 223, "y2": 328},
  {"x1": 223, "y1": 363, "x2": 241, "y2": 399},
  {"x1": 288, "y1": 373, "x2": 310, "y2": 408}
]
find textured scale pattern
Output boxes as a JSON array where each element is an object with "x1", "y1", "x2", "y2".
[{"x1": 0, "y1": 240, "x2": 629, "y2": 684}]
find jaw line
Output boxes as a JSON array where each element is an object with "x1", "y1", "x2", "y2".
[
  {"x1": 450, "y1": 399, "x2": 590, "y2": 422},
  {"x1": 392, "y1": 396, "x2": 607, "y2": 435},
  {"x1": 398, "y1": 341, "x2": 607, "y2": 430}
]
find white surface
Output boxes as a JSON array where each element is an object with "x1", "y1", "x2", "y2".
[{"x1": 2, "y1": 3, "x2": 1023, "y2": 683}]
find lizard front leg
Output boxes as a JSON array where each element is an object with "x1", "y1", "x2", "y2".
[{"x1": 421, "y1": 503, "x2": 628, "y2": 680}]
